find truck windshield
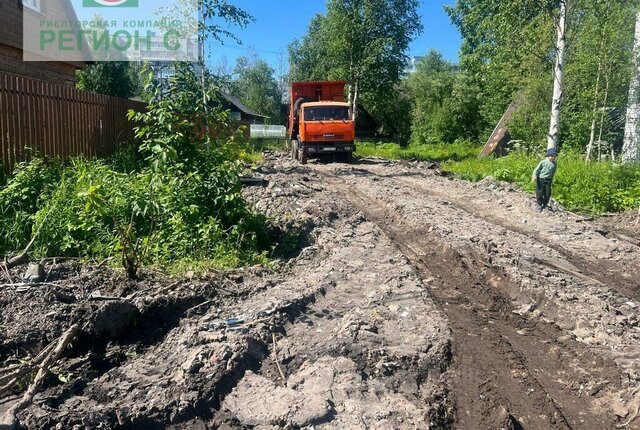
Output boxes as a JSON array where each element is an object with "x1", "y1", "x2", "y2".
[{"x1": 304, "y1": 106, "x2": 350, "y2": 121}]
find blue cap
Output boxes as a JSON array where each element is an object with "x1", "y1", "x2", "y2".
[{"x1": 546, "y1": 148, "x2": 558, "y2": 157}]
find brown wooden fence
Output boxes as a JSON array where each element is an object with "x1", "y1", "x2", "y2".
[{"x1": 0, "y1": 72, "x2": 146, "y2": 172}]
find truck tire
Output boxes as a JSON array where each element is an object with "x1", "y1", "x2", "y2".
[
  {"x1": 299, "y1": 145, "x2": 308, "y2": 164},
  {"x1": 345, "y1": 151, "x2": 353, "y2": 163}
]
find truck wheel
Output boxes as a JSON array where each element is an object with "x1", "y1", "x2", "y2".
[
  {"x1": 345, "y1": 152, "x2": 353, "y2": 163},
  {"x1": 300, "y1": 149, "x2": 308, "y2": 165}
]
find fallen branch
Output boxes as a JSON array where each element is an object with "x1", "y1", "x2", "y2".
[
  {"x1": 0, "y1": 341, "x2": 57, "y2": 392},
  {"x1": 1, "y1": 211, "x2": 51, "y2": 274},
  {"x1": 0, "y1": 282, "x2": 72, "y2": 290},
  {"x1": 0, "y1": 253, "x2": 28, "y2": 273},
  {"x1": 532, "y1": 256, "x2": 605, "y2": 286},
  {"x1": 272, "y1": 332, "x2": 286, "y2": 382},
  {"x1": 185, "y1": 300, "x2": 213, "y2": 315},
  {"x1": 0, "y1": 324, "x2": 79, "y2": 430}
]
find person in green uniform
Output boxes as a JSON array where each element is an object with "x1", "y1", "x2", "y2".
[{"x1": 531, "y1": 148, "x2": 558, "y2": 212}]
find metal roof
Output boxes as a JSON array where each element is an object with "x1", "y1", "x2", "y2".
[{"x1": 218, "y1": 92, "x2": 268, "y2": 118}]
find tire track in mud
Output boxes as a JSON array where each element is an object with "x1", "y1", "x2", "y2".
[
  {"x1": 317, "y1": 168, "x2": 626, "y2": 430},
  {"x1": 215, "y1": 210, "x2": 453, "y2": 429},
  {"x1": 378, "y1": 169, "x2": 640, "y2": 302}
]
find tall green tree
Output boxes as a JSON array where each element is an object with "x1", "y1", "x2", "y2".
[
  {"x1": 230, "y1": 55, "x2": 283, "y2": 123},
  {"x1": 76, "y1": 63, "x2": 141, "y2": 98},
  {"x1": 289, "y1": 0, "x2": 422, "y2": 130},
  {"x1": 408, "y1": 50, "x2": 482, "y2": 144},
  {"x1": 75, "y1": 14, "x2": 141, "y2": 98},
  {"x1": 446, "y1": 0, "x2": 636, "y2": 153},
  {"x1": 164, "y1": 0, "x2": 253, "y2": 147}
]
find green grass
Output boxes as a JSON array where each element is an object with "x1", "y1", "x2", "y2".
[
  {"x1": 355, "y1": 140, "x2": 481, "y2": 163},
  {"x1": 236, "y1": 138, "x2": 289, "y2": 165},
  {"x1": 442, "y1": 153, "x2": 640, "y2": 214},
  {"x1": 354, "y1": 140, "x2": 640, "y2": 214}
]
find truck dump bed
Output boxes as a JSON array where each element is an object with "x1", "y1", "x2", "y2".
[{"x1": 291, "y1": 81, "x2": 347, "y2": 105}]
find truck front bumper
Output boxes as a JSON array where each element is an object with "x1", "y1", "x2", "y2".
[{"x1": 302, "y1": 143, "x2": 355, "y2": 155}]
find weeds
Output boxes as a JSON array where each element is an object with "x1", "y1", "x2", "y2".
[{"x1": 0, "y1": 65, "x2": 278, "y2": 277}]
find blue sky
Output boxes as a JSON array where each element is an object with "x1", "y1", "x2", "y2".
[
  {"x1": 209, "y1": 0, "x2": 461, "y2": 71},
  {"x1": 69, "y1": 0, "x2": 462, "y2": 69}
]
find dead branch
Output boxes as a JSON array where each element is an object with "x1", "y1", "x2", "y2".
[
  {"x1": 0, "y1": 282, "x2": 73, "y2": 289},
  {"x1": 271, "y1": 332, "x2": 286, "y2": 381},
  {"x1": 0, "y1": 324, "x2": 79, "y2": 430},
  {"x1": 0, "y1": 253, "x2": 29, "y2": 273},
  {"x1": 0, "y1": 341, "x2": 57, "y2": 391},
  {"x1": 185, "y1": 300, "x2": 213, "y2": 315}
]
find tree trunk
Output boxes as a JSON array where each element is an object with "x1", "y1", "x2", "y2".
[
  {"x1": 352, "y1": 80, "x2": 359, "y2": 121},
  {"x1": 622, "y1": 10, "x2": 640, "y2": 164},
  {"x1": 199, "y1": 1, "x2": 210, "y2": 150},
  {"x1": 586, "y1": 50, "x2": 604, "y2": 161},
  {"x1": 547, "y1": 0, "x2": 568, "y2": 150},
  {"x1": 597, "y1": 63, "x2": 612, "y2": 162}
]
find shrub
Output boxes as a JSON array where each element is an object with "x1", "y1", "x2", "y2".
[{"x1": 0, "y1": 64, "x2": 274, "y2": 277}]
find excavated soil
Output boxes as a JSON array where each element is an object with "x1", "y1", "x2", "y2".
[{"x1": 1, "y1": 153, "x2": 639, "y2": 429}]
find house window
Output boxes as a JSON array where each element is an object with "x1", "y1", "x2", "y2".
[{"x1": 22, "y1": 0, "x2": 42, "y2": 13}]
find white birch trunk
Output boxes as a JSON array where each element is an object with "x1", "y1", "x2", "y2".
[
  {"x1": 199, "y1": 1, "x2": 210, "y2": 150},
  {"x1": 585, "y1": 52, "x2": 603, "y2": 161},
  {"x1": 547, "y1": 0, "x2": 568, "y2": 150},
  {"x1": 352, "y1": 80, "x2": 359, "y2": 121},
  {"x1": 622, "y1": 10, "x2": 640, "y2": 164},
  {"x1": 597, "y1": 65, "x2": 612, "y2": 162}
]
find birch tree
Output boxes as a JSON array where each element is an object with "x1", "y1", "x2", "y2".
[
  {"x1": 547, "y1": 0, "x2": 568, "y2": 150},
  {"x1": 622, "y1": 10, "x2": 640, "y2": 163}
]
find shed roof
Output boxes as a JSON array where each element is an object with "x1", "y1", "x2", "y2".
[{"x1": 218, "y1": 92, "x2": 268, "y2": 118}]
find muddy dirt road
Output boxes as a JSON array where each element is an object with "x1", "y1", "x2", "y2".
[{"x1": 1, "y1": 154, "x2": 639, "y2": 429}]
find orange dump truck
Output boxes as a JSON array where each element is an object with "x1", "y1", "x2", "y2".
[{"x1": 289, "y1": 81, "x2": 356, "y2": 164}]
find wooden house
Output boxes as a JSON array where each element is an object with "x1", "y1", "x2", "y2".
[{"x1": 0, "y1": 0, "x2": 88, "y2": 85}]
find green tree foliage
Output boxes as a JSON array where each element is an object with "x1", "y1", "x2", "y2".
[
  {"x1": 407, "y1": 50, "x2": 482, "y2": 144},
  {"x1": 289, "y1": 0, "x2": 423, "y2": 136},
  {"x1": 445, "y1": 0, "x2": 637, "y2": 154},
  {"x1": 75, "y1": 15, "x2": 141, "y2": 98},
  {"x1": 76, "y1": 63, "x2": 141, "y2": 98},
  {"x1": 230, "y1": 55, "x2": 283, "y2": 124}
]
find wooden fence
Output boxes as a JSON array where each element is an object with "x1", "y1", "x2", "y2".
[{"x1": 0, "y1": 72, "x2": 146, "y2": 172}]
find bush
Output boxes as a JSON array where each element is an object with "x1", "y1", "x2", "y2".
[{"x1": 0, "y1": 65, "x2": 274, "y2": 277}]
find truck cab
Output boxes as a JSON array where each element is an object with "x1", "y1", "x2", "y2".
[{"x1": 289, "y1": 81, "x2": 356, "y2": 164}]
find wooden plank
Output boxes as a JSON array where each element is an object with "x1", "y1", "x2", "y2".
[
  {"x1": 82, "y1": 90, "x2": 89, "y2": 157},
  {"x1": 7, "y1": 75, "x2": 17, "y2": 171},
  {"x1": 0, "y1": 75, "x2": 11, "y2": 172},
  {"x1": 40, "y1": 80, "x2": 47, "y2": 158},
  {"x1": 55, "y1": 83, "x2": 62, "y2": 161},
  {"x1": 44, "y1": 80, "x2": 53, "y2": 158},
  {"x1": 479, "y1": 102, "x2": 517, "y2": 158}
]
